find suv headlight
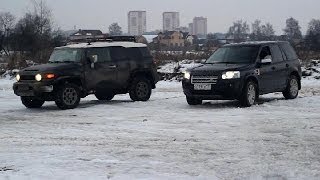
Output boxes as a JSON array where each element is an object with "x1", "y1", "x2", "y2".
[
  {"x1": 35, "y1": 74, "x2": 42, "y2": 81},
  {"x1": 222, "y1": 71, "x2": 240, "y2": 79},
  {"x1": 183, "y1": 71, "x2": 191, "y2": 80},
  {"x1": 16, "y1": 74, "x2": 21, "y2": 81}
]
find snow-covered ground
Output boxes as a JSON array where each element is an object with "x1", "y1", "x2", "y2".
[{"x1": 0, "y1": 79, "x2": 320, "y2": 180}]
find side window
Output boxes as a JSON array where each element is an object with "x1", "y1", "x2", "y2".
[
  {"x1": 139, "y1": 47, "x2": 152, "y2": 57},
  {"x1": 110, "y1": 47, "x2": 127, "y2": 60},
  {"x1": 279, "y1": 43, "x2": 298, "y2": 60},
  {"x1": 87, "y1": 48, "x2": 111, "y2": 62},
  {"x1": 259, "y1": 46, "x2": 272, "y2": 60},
  {"x1": 270, "y1": 45, "x2": 284, "y2": 63},
  {"x1": 126, "y1": 48, "x2": 142, "y2": 61}
]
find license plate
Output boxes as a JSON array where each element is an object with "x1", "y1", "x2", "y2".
[{"x1": 194, "y1": 84, "x2": 211, "y2": 90}]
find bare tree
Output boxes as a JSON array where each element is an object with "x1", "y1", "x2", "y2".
[
  {"x1": 0, "y1": 12, "x2": 15, "y2": 56},
  {"x1": 109, "y1": 23, "x2": 122, "y2": 36},
  {"x1": 227, "y1": 20, "x2": 250, "y2": 42},
  {"x1": 283, "y1": 17, "x2": 302, "y2": 43}
]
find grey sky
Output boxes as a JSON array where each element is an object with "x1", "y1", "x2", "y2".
[{"x1": 1, "y1": 0, "x2": 319, "y2": 34}]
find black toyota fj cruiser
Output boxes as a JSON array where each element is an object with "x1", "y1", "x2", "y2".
[
  {"x1": 13, "y1": 37, "x2": 159, "y2": 109},
  {"x1": 182, "y1": 41, "x2": 302, "y2": 106}
]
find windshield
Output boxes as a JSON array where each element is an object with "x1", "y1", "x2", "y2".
[
  {"x1": 49, "y1": 48, "x2": 83, "y2": 63},
  {"x1": 206, "y1": 46, "x2": 259, "y2": 64}
]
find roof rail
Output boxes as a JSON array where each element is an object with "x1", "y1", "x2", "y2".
[{"x1": 67, "y1": 35, "x2": 136, "y2": 45}]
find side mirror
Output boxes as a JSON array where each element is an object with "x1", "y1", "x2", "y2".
[
  {"x1": 261, "y1": 58, "x2": 272, "y2": 65},
  {"x1": 89, "y1": 55, "x2": 98, "y2": 68}
]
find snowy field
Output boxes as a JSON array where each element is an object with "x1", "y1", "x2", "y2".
[{"x1": 0, "y1": 78, "x2": 320, "y2": 180}]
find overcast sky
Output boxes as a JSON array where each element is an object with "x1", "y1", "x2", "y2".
[{"x1": 1, "y1": 0, "x2": 319, "y2": 34}]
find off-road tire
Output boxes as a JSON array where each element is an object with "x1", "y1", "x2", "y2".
[
  {"x1": 283, "y1": 75, "x2": 299, "y2": 99},
  {"x1": 129, "y1": 76, "x2": 152, "y2": 101},
  {"x1": 21, "y1": 97, "x2": 45, "y2": 108},
  {"x1": 55, "y1": 83, "x2": 81, "y2": 110}
]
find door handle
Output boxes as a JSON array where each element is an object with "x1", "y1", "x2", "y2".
[
  {"x1": 109, "y1": 65, "x2": 117, "y2": 69},
  {"x1": 271, "y1": 67, "x2": 276, "y2": 70},
  {"x1": 286, "y1": 64, "x2": 289, "y2": 68}
]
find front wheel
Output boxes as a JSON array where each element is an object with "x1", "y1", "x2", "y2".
[
  {"x1": 283, "y1": 75, "x2": 299, "y2": 99},
  {"x1": 240, "y1": 81, "x2": 258, "y2": 107},
  {"x1": 129, "y1": 77, "x2": 152, "y2": 101},
  {"x1": 21, "y1": 97, "x2": 45, "y2": 108},
  {"x1": 55, "y1": 83, "x2": 81, "y2": 110},
  {"x1": 186, "y1": 96, "x2": 202, "y2": 105}
]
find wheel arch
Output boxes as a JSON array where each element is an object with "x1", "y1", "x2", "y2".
[
  {"x1": 289, "y1": 71, "x2": 301, "y2": 90},
  {"x1": 244, "y1": 76, "x2": 260, "y2": 94},
  {"x1": 129, "y1": 70, "x2": 156, "y2": 89}
]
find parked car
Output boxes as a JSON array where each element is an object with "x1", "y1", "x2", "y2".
[
  {"x1": 182, "y1": 41, "x2": 302, "y2": 106},
  {"x1": 13, "y1": 39, "x2": 159, "y2": 109}
]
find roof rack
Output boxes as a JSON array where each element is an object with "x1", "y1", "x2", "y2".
[{"x1": 67, "y1": 35, "x2": 136, "y2": 45}]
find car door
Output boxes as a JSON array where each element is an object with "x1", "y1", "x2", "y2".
[
  {"x1": 110, "y1": 46, "x2": 132, "y2": 89},
  {"x1": 270, "y1": 44, "x2": 287, "y2": 91},
  {"x1": 84, "y1": 47, "x2": 118, "y2": 91},
  {"x1": 257, "y1": 46, "x2": 274, "y2": 93}
]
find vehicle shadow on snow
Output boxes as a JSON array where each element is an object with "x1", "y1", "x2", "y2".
[{"x1": 190, "y1": 96, "x2": 287, "y2": 109}]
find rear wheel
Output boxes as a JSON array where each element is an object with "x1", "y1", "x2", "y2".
[
  {"x1": 21, "y1": 97, "x2": 45, "y2": 108},
  {"x1": 186, "y1": 96, "x2": 202, "y2": 105},
  {"x1": 283, "y1": 75, "x2": 299, "y2": 99},
  {"x1": 129, "y1": 76, "x2": 152, "y2": 101},
  {"x1": 240, "y1": 81, "x2": 258, "y2": 107},
  {"x1": 55, "y1": 83, "x2": 81, "y2": 110}
]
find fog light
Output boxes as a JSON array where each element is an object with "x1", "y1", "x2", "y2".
[{"x1": 16, "y1": 74, "x2": 20, "y2": 81}]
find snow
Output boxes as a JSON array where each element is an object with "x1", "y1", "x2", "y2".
[
  {"x1": 58, "y1": 42, "x2": 147, "y2": 49},
  {"x1": 0, "y1": 78, "x2": 320, "y2": 179},
  {"x1": 158, "y1": 60, "x2": 203, "y2": 74}
]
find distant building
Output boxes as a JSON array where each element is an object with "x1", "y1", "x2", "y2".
[
  {"x1": 175, "y1": 26, "x2": 189, "y2": 33},
  {"x1": 153, "y1": 31, "x2": 188, "y2": 47},
  {"x1": 163, "y1": 12, "x2": 180, "y2": 31},
  {"x1": 188, "y1": 23, "x2": 194, "y2": 35},
  {"x1": 192, "y1": 17, "x2": 207, "y2": 38},
  {"x1": 128, "y1": 11, "x2": 147, "y2": 36}
]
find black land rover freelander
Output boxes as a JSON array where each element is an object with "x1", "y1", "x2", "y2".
[
  {"x1": 13, "y1": 39, "x2": 158, "y2": 110},
  {"x1": 182, "y1": 41, "x2": 302, "y2": 107}
]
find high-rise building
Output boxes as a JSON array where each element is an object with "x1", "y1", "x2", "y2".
[
  {"x1": 128, "y1": 11, "x2": 146, "y2": 36},
  {"x1": 188, "y1": 23, "x2": 194, "y2": 35},
  {"x1": 192, "y1": 17, "x2": 207, "y2": 37},
  {"x1": 163, "y1": 12, "x2": 180, "y2": 31}
]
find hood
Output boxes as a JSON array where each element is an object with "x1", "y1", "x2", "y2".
[
  {"x1": 190, "y1": 63, "x2": 251, "y2": 75},
  {"x1": 21, "y1": 63, "x2": 81, "y2": 73}
]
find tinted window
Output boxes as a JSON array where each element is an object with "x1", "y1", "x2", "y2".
[
  {"x1": 259, "y1": 46, "x2": 272, "y2": 60},
  {"x1": 280, "y1": 43, "x2": 298, "y2": 60},
  {"x1": 206, "y1": 46, "x2": 259, "y2": 64},
  {"x1": 126, "y1": 48, "x2": 142, "y2": 60},
  {"x1": 110, "y1": 47, "x2": 127, "y2": 60},
  {"x1": 270, "y1": 45, "x2": 284, "y2": 63},
  {"x1": 139, "y1": 47, "x2": 152, "y2": 57},
  {"x1": 87, "y1": 48, "x2": 111, "y2": 62}
]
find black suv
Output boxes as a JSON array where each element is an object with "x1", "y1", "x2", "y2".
[
  {"x1": 182, "y1": 41, "x2": 302, "y2": 106},
  {"x1": 13, "y1": 40, "x2": 158, "y2": 109}
]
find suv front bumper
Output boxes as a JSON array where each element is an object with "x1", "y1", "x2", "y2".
[
  {"x1": 182, "y1": 79, "x2": 243, "y2": 100},
  {"x1": 13, "y1": 81, "x2": 54, "y2": 97}
]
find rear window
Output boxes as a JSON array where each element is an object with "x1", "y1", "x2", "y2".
[{"x1": 280, "y1": 43, "x2": 298, "y2": 60}]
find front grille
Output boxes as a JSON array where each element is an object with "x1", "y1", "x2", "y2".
[
  {"x1": 20, "y1": 75, "x2": 35, "y2": 81},
  {"x1": 191, "y1": 75, "x2": 218, "y2": 84}
]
